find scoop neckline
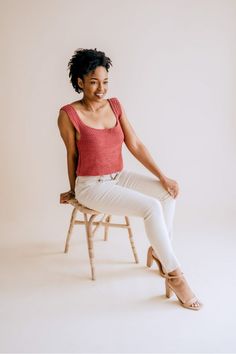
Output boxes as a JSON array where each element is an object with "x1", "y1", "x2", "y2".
[{"x1": 68, "y1": 98, "x2": 118, "y2": 131}]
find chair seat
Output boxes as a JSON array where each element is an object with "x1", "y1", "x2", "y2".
[{"x1": 67, "y1": 197, "x2": 100, "y2": 215}]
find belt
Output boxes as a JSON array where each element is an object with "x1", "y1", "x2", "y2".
[
  {"x1": 76, "y1": 171, "x2": 121, "y2": 183},
  {"x1": 98, "y1": 172, "x2": 119, "y2": 181}
]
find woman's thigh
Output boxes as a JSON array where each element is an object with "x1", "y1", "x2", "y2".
[
  {"x1": 117, "y1": 169, "x2": 171, "y2": 201},
  {"x1": 75, "y1": 177, "x2": 162, "y2": 218}
]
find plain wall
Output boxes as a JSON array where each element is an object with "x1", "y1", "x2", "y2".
[{"x1": 0, "y1": 0, "x2": 236, "y2": 243}]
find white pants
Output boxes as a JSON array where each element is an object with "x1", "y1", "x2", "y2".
[{"x1": 75, "y1": 169, "x2": 181, "y2": 273}]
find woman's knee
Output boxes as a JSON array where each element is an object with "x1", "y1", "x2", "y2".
[
  {"x1": 159, "y1": 188, "x2": 176, "y2": 202},
  {"x1": 144, "y1": 198, "x2": 163, "y2": 219}
]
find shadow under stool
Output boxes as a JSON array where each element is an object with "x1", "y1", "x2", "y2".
[{"x1": 61, "y1": 197, "x2": 139, "y2": 280}]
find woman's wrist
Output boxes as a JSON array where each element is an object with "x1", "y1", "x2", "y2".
[
  {"x1": 69, "y1": 189, "x2": 75, "y2": 195},
  {"x1": 159, "y1": 174, "x2": 167, "y2": 183}
]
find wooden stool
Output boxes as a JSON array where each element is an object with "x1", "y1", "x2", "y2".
[{"x1": 62, "y1": 197, "x2": 139, "y2": 280}]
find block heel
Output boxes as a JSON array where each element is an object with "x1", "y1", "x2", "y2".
[{"x1": 146, "y1": 246, "x2": 166, "y2": 277}]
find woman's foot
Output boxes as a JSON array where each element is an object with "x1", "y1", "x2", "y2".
[{"x1": 165, "y1": 268, "x2": 203, "y2": 310}]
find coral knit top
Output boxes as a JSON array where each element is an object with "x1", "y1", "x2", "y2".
[{"x1": 60, "y1": 97, "x2": 124, "y2": 176}]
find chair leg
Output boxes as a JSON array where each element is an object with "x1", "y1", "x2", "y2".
[
  {"x1": 92, "y1": 214, "x2": 106, "y2": 236},
  {"x1": 64, "y1": 207, "x2": 78, "y2": 253},
  {"x1": 84, "y1": 213, "x2": 97, "y2": 280},
  {"x1": 104, "y1": 215, "x2": 111, "y2": 241},
  {"x1": 124, "y1": 216, "x2": 139, "y2": 263}
]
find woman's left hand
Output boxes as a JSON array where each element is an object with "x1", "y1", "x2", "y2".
[
  {"x1": 60, "y1": 190, "x2": 75, "y2": 204},
  {"x1": 159, "y1": 176, "x2": 179, "y2": 198}
]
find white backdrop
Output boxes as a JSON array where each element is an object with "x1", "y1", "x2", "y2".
[{"x1": 1, "y1": 0, "x2": 236, "y2": 244}]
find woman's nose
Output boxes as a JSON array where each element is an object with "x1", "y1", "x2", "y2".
[{"x1": 98, "y1": 83, "x2": 104, "y2": 90}]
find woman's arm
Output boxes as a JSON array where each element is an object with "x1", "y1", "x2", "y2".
[
  {"x1": 57, "y1": 110, "x2": 78, "y2": 201},
  {"x1": 119, "y1": 102, "x2": 179, "y2": 198}
]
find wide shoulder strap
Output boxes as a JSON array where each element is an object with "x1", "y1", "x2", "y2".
[
  {"x1": 59, "y1": 104, "x2": 81, "y2": 133},
  {"x1": 109, "y1": 97, "x2": 122, "y2": 119}
]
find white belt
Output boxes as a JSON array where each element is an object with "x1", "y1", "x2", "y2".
[{"x1": 76, "y1": 171, "x2": 121, "y2": 183}]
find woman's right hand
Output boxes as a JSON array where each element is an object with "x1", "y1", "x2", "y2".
[
  {"x1": 159, "y1": 176, "x2": 179, "y2": 199},
  {"x1": 60, "y1": 190, "x2": 75, "y2": 204}
]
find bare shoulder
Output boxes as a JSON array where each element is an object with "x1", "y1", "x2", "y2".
[
  {"x1": 57, "y1": 108, "x2": 74, "y2": 130},
  {"x1": 116, "y1": 98, "x2": 131, "y2": 126},
  {"x1": 70, "y1": 99, "x2": 81, "y2": 109},
  {"x1": 57, "y1": 108, "x2": 78, "y2": 153}
]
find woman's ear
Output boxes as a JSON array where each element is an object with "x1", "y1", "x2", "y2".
[{"x1": 77, "y1": 77, "x2": 83, "y2": 89}]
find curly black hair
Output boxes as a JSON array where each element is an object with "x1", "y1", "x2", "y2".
[{"x1": 67, "y1": 48, "x2": 113, "y2": 94}]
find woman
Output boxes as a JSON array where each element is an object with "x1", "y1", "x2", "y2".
[{"x1": 58, "y1": 48, "x2": 202, "y2": 310}]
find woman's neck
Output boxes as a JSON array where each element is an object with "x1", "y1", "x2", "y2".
[{"x1": 80, "y1": 96, "x2": 107, "y2": 112}]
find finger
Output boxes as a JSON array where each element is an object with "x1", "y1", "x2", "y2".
[{"x1": 168, "y1": 189, "x2": 175, "y2": 198}]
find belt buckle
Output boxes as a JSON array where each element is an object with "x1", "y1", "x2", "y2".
[{"x1": 111, "y1": 172, "x2": 118, "y2": 180}]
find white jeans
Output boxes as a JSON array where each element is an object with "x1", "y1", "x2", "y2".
[{"x1": 75, "y1": 169, "x2": 181, "y2": 273}]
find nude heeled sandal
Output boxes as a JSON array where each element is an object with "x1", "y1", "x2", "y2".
[
  {"x1": 164, "y1": 272, "x2": 203, "y2": 311},
  {"x1": 146, "y1": 246, "x2": 166, "y2": 277}
]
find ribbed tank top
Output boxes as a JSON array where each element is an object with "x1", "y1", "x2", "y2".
[{"x1": 60, "y1": 97, "x2": 124, "y2": 176}]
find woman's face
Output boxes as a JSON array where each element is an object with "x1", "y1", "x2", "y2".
[{"x1": 77, "y1": 66, "x2": 109, "y2": 101}]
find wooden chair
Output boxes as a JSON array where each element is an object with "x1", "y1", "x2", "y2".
[{"x1": 61, "y1": 197, "x2": 139, "y2": 280}]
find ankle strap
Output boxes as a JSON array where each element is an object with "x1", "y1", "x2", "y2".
[{"x1": 164, "y1": 272, "x2": 184, "y2": 279}]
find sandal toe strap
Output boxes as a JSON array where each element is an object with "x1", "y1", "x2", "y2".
[{"x1": 183, "y1": 296, "x2": 199, "y2": 306}]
